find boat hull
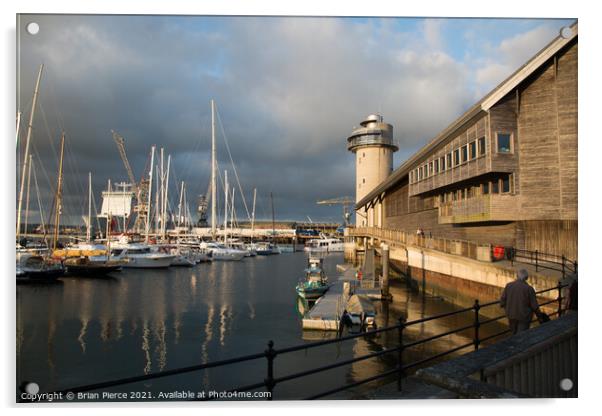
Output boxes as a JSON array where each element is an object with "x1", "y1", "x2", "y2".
[{"x1": 122, "y1": 255, "x2": 175, "y2": 268}]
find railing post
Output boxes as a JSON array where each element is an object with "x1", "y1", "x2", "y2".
[
  {"x1": 397, "y1": 318, "x2": 405, "y2": 391},
  {"x1": 561, "y1": 255, "x2": 566, "y2": 278},
  {"x1": 557, "y1": 282, "x2": 563, "y2": 317},
  {"x1": 473, "y1": 300, "x2": 481, "y2": 351},
  {"x1": 535, "y1": 250, "x2": 539, "y2": 272},
  {"x1": 265, "y1": 340, "x2": 276, "y2": 400}
]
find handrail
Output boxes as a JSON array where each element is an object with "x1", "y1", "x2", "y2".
[
  {"x1": 349, "y1": 226, "x2": 577, "y2": 278},
  {"x1": 39, "y1": 283, "x2": 567, "y2": 402}
]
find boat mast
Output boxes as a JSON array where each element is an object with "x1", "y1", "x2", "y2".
[
  {"x1": 16, "y1": 111, "x2": 21, "y2": 144},
  {"x1": 145, "y1": 146, "x2": 155, "y2": 243},
  {"x1": 224, "y1": 169, "x2": 228, "y2": 245},
  {"x1": 105, "y1": 179, "x2": 112, "y2": 252},
  {"x1": 24, "y1": 154, "x2": 32, "y2": 238},
  {"x1": 211, "y1": 99, "x2": 217, "y2": 240},
  {"x1": 87, "y1": 172, "x2": 92, "y2": 241},
  {"x1": 163, "y1": 154, "x2": 171, "y2": 239},
  {"x1": 251, "y1": 188, "x2": 256, "y2": 242},
  {"x1": 178, "y1": 181, "x2": 184, "y2": 228},
  {"x1": 52, "y1": 132, "x2": 65, "y2": 251},
  {"x1": 270, "y1": 192, "x2": 275, "y2": 244},
  {"x1": 17, "y1": 64, "x2": 43, "y2": 239}
]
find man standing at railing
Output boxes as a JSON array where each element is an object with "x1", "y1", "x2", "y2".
[{"x1": 500, "y1": 269, "x2": 541, "y2": 334}]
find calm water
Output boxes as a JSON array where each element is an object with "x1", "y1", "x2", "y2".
[{"x1": 17, "y1": 252, "x2": 506, "y2": 401}]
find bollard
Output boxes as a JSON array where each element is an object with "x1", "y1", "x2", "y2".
[{"x1": 381, "y1": 243, "x2": 391, "y2": 300}]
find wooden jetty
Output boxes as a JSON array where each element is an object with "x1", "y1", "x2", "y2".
[{"x1": 302, "y1": 258, "x2": 382, "y2": 331}]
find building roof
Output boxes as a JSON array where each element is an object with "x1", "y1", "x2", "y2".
[{"x1": 356, "y1": 21, "x2": 578, "y2": 210}]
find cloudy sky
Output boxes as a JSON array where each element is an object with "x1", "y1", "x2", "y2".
[{"x1": 16, "y1": 15, "x2": 574, "y2": 225}]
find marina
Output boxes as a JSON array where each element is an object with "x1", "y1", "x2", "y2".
[{"x1": 14, "y1": 14, "x2": 579, "y2": 402}]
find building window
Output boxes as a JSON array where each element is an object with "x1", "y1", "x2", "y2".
[
  {"x1": 429, "y1": 162, "x2": 434, "y2": 176},
  {"x1": 446, "y1": 153, "x2": 452, "y2": 169},
  {"x1": 496, "y1": 133, "x2": 512, "y2": 153},
  {"x1": 409, "y1": 171, "x2": 413, "y2": 183},
  {"x1": 454, "y1": 149, "x2": 460, "y2": 166},
  {"x1": 434, "y1": 159, "x2": 439, "y2": 174},
  {"x1": 440, "y1": 156, "x2": 445, "y2": 171},
  {"x1": 478, "y1": 136, "x2": 486, "y2": 156},
  {"x1": 424, "y1": 164, "x2": 428, "y2": 177},
  {"x1": 492, "y1": 180, "x2": 499, "y2": 194},
  {"x1": 502, "y1": 175, "x2": 511, "y2": 193},
  {"x1": 362, "y1": 178, "x2": 366, "y2": 184},
  {"x1": 469, "y1": 141, "x2": 477, "y2": 159},
  {"x1": 461, "y1": 145, "x2": 468, "y2": 163},
  {"x1": 482, "y1": 182, "x2": 489, "y2": 195}
]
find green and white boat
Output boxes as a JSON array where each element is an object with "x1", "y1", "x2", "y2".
[{"x1": 295, "y1": 257, "x2": 330, "y2": 300}]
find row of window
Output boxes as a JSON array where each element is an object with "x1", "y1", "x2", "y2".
[
  {"x1": 437, "y1": 174, "x2": 513, "y2": 205},
  {"x1": 409, "y1": 133, "x2": 514, "y2": 185}
]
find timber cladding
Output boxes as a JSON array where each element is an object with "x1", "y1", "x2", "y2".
[
  {"x1": 517, "y1": 39, "x2": 577, "y2": 221},
  {"x1": 377, "y1": 38, "x2": 577, "y2": 260}
]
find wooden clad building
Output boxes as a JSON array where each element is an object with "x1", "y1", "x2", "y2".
[{"x1": 355, "y1": 23, "x2": 578, "y2": 260}]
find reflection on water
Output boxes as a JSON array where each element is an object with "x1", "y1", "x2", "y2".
[{"x1": 17, "y1": 253, "x2": 507, "y2": 400}]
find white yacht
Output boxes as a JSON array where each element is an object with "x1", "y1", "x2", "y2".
[
  {"x1": 304, "y1": 237, "x2": 344, "y2": 253},
  {"x1": 111, "y1": 242, "x2": 175, "y2": 268},
  {"x1": 200, "y1": 241, "x2": 246, "y2": 261}
]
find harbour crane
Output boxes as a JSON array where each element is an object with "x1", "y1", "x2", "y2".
[
  {"x1": 316, "y1": 196, "x2": 355, "y2": 226},
  {"x1": 111, "y1": 130, "x2": 149, "y2": 233}
]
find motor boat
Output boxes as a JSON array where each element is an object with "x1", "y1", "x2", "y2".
[
  {"x1": 110, "y1": 242, "x2": 175, "y2": 268},
  {"x1": 16, "y1": 252, "x2": 64, "y2": 282},
  {"x1": 295, "y1": 257, "x2": 329, "y2": 300},
  {"x1": 304, "y1": 236, "x2": 344, "y2": 253},
  {"x1": 200, "y1": 241, "x2": 246, "y2": 261},
  {"x1": 255, "y1": 241, "x2": 281, "y2": 255}
]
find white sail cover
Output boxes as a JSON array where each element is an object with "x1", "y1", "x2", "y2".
[{"x1": 100, "y1": 191, "x2": 134, "y2": 217}]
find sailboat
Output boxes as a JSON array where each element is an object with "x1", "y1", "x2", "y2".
[
  {"x1": 17, "y1": 126, "x2": 65, "y2": 282},
  {"x1": 110, "y1": 146, "x2": 176, "y2": 268},
  {"x1": 256, "y1": 192, "x2": 280, "y2": 255},
  {"x1": 53, "y1": 174, "x2": 125, "y2": 276},
  {"x1": 201, "y1": 100, "x2": 247, "y2": 261}
]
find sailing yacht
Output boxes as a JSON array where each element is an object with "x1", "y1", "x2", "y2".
[{"x1": 52, "y1": 173, "x2": 125, "y2": 276}]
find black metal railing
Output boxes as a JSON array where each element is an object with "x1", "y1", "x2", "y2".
[
  {"x1": 508, "y1": 248, "x2": 577, "y2": 278},
  {"x1": 40, "y1": 284, "x2": 566, "y2": 401}
]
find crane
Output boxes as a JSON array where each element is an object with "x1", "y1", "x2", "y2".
[
  {"x1": 111, "y1": 130, "x2": 148, "y2": 233},
  {"x1": 111, "y1": 130, "x2": 137, "y2": 194},
  {"x1": 316, "y1": 196, "x2": 355, "y2": 226}
]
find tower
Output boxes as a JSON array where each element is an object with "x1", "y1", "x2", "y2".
[{"x1": 347, "y1": 114, "x2": 398, "y2": 226}]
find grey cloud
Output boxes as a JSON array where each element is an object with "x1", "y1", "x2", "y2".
[{"x1": 16, "y1": 15, "x2": 559, "y2": 225}]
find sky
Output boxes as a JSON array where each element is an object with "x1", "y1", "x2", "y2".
[{"x1": 16, "y1": 15, "x2": 575, "y2": 225}]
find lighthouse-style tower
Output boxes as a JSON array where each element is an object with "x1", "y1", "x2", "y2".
[{"x1": 347, "y1": 114, "x2": 398, "y2": 225}]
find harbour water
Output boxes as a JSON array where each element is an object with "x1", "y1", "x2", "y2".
[{"x1": 17, "y1": 252, "x2": 507, "y2": 400}]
